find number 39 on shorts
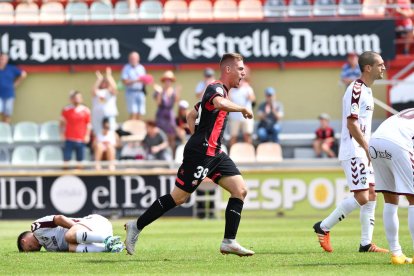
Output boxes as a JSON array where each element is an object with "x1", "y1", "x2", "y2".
[{"x1": 193, "y1": 166, "x2": 209, "y2": 180}]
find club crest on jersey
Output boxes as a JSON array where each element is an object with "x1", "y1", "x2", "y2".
[
  {"x1": 216, "y1": 87, "x2": 224, "y2": 96},
  {"x1": 351, "y1": 103, "x2": 359, "y2": 114},
  {"x1": 360, "y1": 176, "x2": 367, "y2": 185}
]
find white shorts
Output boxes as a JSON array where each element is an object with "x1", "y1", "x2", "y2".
[
  {"x1": 229, "y1": 120, "x2": 254, "y2": 136},
  {"x1": 341, "y1": 157, "x2": 374, "y2": 191},
  {"x1": 370, "y1": 138, "x2": 414, "y2": 195},
  {"x1": 77, "y1": 214, "x2": 113, "y2": 237}
]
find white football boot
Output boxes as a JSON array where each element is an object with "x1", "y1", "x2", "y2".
[
  {"x1": 124, "y1": 221, "x2": 141, "y2": 255},
  {"x1": 220, "y1": 239, "x2": 254, "y2": 257}
]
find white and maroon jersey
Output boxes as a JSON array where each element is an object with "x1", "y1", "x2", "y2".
[
  {"x1": 338, "y1": 79, "x2": 374, "y2": 160},
  {"x1": 31, "y1": 215, "x2": 80, "y2": 252},
  {"x1": 372, "y1": 108, "x2": 414, "y2": 151}
]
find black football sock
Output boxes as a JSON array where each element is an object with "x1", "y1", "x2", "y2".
[
  {"x1": 224, "y1": 198, "x2": 244, "y2": 240},
  {"x1": 136, "y1": 194, "x2": 176, "y2": 230}
]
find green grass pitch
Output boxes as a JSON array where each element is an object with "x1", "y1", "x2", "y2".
[{"x1": 1, "y1": 211, "x2": 414, "y2": 275}]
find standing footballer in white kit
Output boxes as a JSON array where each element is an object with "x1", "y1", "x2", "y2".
[
  {"x1": 369, "y1": 108, "x2": 414, "y2": 264},
  {"x1": 313, "y1": 51, "x2": 388, "y2": 253}
]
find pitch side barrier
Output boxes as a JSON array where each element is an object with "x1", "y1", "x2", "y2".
[{"x1": 0, "y1": 160, "x2": 409, "y2": 219}]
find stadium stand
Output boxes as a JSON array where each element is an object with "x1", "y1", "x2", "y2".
[
  {"x1": 0, "y1": 122, "x2": 13, "y2": 144},
  {"x1": 362, "y1": 0, "x2": 386, "y2": 16},
  {"x1": 11, "y1": 145, "x2": 38, "y2": 165},
  {"x1": 288, "y1": 0, "x2": 312, "y2": 17},
  {"x1": 13, "y1": 122, "x2": 39, "y2": 143},
  {"x1": 39, "y1": 121, "x2": 61, "y2": 143},
  {"x1": 256, "y1": 142, "x2": 283, "y2": 162},
  {"x1": 313, "y1": 0, "x2": 337, "y2": 16},
  {"x1": 90, "y1": 1, "x2": 114, "y2": 21},
  {"x1": 0, "y1": 2, "x2": 14, "y2": 24},
  {"x1": 39, "y1": 2, "x2": 65, "y2": 23},
  {"x1": 164, "y1": 0, "x2": 188, "y2": 21},
  {"x1": 14, "y1": 2, "x2": 39, "y2": 23},
  {"x1": 188, "y1": 0, "x2": 213, "y2": 20},
  {"x1": 229, "y1": 142, "x2": 255, "y2": 163},
  {"x1": 238, "y1": 0, "x2": 263, "y2": 19},
  {"x1": 114, "y1": 0, "x2": 139, "y2": 21},
  {"x1": 213, "y1": 0, "x2": 238, "y2": 20},
  {"x1": 38, "y1": 145, "x2": 64, "y2": 164},
  {"x1": 0, "y1": 147, "x2": 10, "y2": 164},
  {"x1": 139, "y1": 0, "x2": 163, "y2": 20},
  {"x1": 174, "y1": 143, "x2": 185, "y2": 163},
  {"x1": 264, "y1": 0, "x2": 287, "y2": 18},
  {"x1": 65, "y1": 1, "x2": 89, "y2": 22},
  {"x1": 338, "y1": 0, "x2": 362, "y2": 16}
]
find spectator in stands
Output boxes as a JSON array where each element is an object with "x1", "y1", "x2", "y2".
[
  {"x1": 0, "y1": 53, "x2": 27, "y2": 124},
  {"x1": 195, "y1": 67, "x2": 215, "y2": 100},
  {"x1": 121, "y1": 51, "x2": 147, "y2": 120},
  {"x1": 60, "y1": 91, "x2": 91, "y2": 164},
  {"x1": 340, "y1": 52, "x2": 361, "y2": 86},
  {"x1": 176, "y1": 100, "x2": 191, "y2": 145},
  {"x1": 91, "y1": 67, "x2": 118, "y2": 136},
  {"x1": 120, "y1": 142, "x2": 146, "y2": 160},
  {"x1": 388, "y1": 0, "x2": 414, "y2": 55},
  {"x1": 229, "y1": 67, "x2": 256, "y2": 146},
  {"x1": 257, "y1": 87, "x2": 284, "y2": 143},
  {"x1": 153, "y1": 70, "x2": 180, "y2": 152},
  {"x1": 313, "y1": 113, "x2": 336, "y2": 158},
  {"x1": 93, "y1": 118, "x2": 119, "y2": 171},
  {"x1": 143, "y1": 120, "x2": 172, "y2": 161}
]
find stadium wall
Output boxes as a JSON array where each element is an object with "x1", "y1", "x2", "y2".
[{"x1": 12, "y1": 68, "x2": 388, "y2": 123}]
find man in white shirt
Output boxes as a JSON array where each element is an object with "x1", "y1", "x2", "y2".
[
  {"x1": 370, "y1": 108, "x2": 414, "y2": 264},
  {"x1": 313, "y1": 51, "x2": 388, "y2": 254},
  {"x1": 17, "y1": 214, "x2": 123, "y2": 253}
]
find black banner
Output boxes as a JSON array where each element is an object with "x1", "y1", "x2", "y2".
[
  {"x1": 0, "y1": 174, "x2": 193, "y2": 219},
  {"x1": 0, "y1": 19, "x2": 395, "y2": 65}
]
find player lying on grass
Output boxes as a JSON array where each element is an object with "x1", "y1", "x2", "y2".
[
  {"x1": 17, "y1": 214, "x2": 124, "y2": 253},
  {"x1": 369, "y1": 108, "x2": 414, "y2": 264}
]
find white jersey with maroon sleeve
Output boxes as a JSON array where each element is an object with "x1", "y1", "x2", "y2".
[
  {"x1": 31, "y1": 215, "x2": 79, "y2": 252},
  {"x1": 371, "y1": 108, "x2": 414, "y2": 152},
  {"x1": 338, "y1": 79, "x2": 374, "y2": 161}
]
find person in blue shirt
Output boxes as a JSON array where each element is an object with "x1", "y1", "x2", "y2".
[
  {"x1": 340, "y1": 52, "x2": 361, "y2": 87},
  {"x1": 0, "y1": 53, "x2": 27, "y2": 123}
]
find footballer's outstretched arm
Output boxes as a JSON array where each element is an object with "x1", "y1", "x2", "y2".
[
  {"x1": 53, "y1": 215, "x2": 77, "y2": 229},
  {"x1": 213, "y1": 97, "x2": 253, "y2": 119},
  {"x1": 347, "y1": 117, "x2": 370, "y2": 162},
  {"x1": 187, "y1": 108, "x2": 198, "y2": 135}
]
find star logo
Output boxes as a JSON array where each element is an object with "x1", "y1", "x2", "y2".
[{"x1": 143, "y1": 28, "x2": 177, "y2": 61}]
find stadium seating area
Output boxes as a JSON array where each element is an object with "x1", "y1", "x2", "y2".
[{"x1": 0, "y1": 0, "x2": 392, "y2": 24}]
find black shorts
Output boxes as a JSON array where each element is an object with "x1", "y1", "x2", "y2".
[{"x1": 175, "y1": 150, "x2": 241, "y2": 193}]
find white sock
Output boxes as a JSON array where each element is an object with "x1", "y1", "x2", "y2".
[
  {"x1": 383, "y1": 203, "x2": 402, "y2": 256},
  {"x1": 408, "y1": 205, "x2": 414, "y2": 251},
  {"x1": 360, "y1": 201, "x2": 376, "y2": 246},
  {"x1": 75, "y1": 243, "x2": 106, "y2": 253},
  {"x1": 321, "y1": 196, "x2": 360, "y2": 231},
  {"x1": 76, "y1": 231, "x2": 109, "y2": 244}
]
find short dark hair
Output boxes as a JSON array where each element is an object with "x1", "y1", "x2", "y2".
[
  {"x1": 358, "y1": 51, "x2": 380, "y2": 72},
  {"x1": 219, "y1": 53, "x2": 243, "y2": 68},
  {"x1": 102, "y1": 117, "x2": 110, "y2": 126},
  {"x1": 146, "y1": 120, "x2": 157, "y2": 128},
  {"x1": 17, "y1": 231, "x2": 31, "y2": 252}
]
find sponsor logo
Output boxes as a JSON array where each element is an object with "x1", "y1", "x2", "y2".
[
  {"x1": 366, "y1": 105, "x2": 374, "y2": 111},
  {"x1": 50, "y1": 176, "x2": 87, "y2": 214},
  {"x1": 369, "y1": 146, "x2": 392, "y2": 160}
]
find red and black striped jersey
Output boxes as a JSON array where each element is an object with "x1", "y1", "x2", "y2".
[{"x1": 186, "y1": 81, "x2": 229, "y2": 156}]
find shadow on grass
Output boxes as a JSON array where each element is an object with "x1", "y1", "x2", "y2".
[{"x1": 280, "y1": 262, "x2": 382, "y2": 267}]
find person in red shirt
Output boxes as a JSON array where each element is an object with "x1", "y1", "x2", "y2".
[
  {"x1": 60, "y1": 90, "x2": 91, "y2": 163},
  {"x1": 313, "y1": 113, "x2": 336, "y2": 158},
  {"x1": 388, "y1": 0, "x2": 414, "y2": 54}
]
